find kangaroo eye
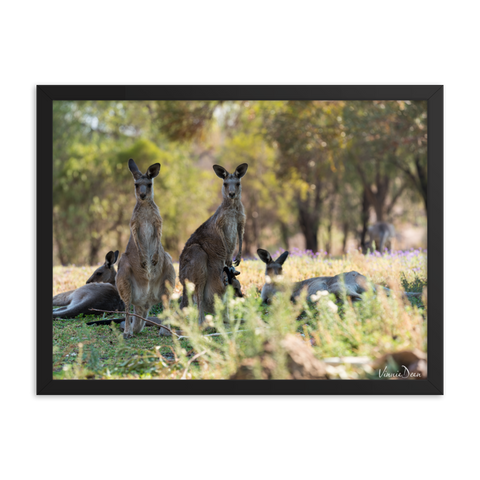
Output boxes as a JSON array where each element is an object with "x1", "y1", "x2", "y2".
[
  {"x1": 96, "y1": 272, "x2": 101, "y2": 276},
  {"x1": 223, "y1": 183, "x2": 227, "y2": 187},
  {"x1": 147, "y1": 184, "x2": 152, "y2": 187}
]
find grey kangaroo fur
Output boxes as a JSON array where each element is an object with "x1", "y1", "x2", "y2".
[
  {"x1": 257, "y1": 248, "x2": 421, "y2": 304},
  {"x1": 179, "y1": 163, "x2": 248, "y2": 324},
  {"x1": 115, "y1": 159, "x2": 176, "y2": 338},
  {"x1": 53, "y1": 251, "x2": 125, "y2": 318},
  {"x1": 175, "y1": 265, "x2": 244, "y2": 307},
  {"x1": 364, "y1": 222, "x2": 395, "y2": 253}
]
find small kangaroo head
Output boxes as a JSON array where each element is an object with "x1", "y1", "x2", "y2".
[
  {"x1": 86, "y1": 250, "x2": 119, "y2": 285},
  {"x1": 128, "y1": 158, "x2": 161, "y2": 201},
  {"x1": 341, "y1": 271, "x2": 368, "y2": 293},
  {"x1": 213, "y1": 163, "x2": 248, "y2": 201},
  {"x1": 257, "y1": 249, "x2": 289, "y2": 278},
  {"x1": 223, "y1": 266, "x2": 244, "y2": 298}
]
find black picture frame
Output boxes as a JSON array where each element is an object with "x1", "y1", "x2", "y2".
[{"x1": 38, "y1": 85, "x2": 443, "y2": 395}]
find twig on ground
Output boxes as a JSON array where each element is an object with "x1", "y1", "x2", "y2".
[
  {"x1": 177, "y1": 329, "x2": 248, "y2": 341},
  {"x1": 181, "y1": 350, "x2": 207, "y2": 379},
  {"x1": 88, "y1": 308, "x2": 180, "y2": 338},
  {"x1": 155, "y1": 344, "x2": 178, "y2": 363}
]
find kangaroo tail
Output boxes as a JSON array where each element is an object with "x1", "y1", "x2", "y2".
[{"x1": 53, "y1": 299, "x2": 91, "y2": 319}]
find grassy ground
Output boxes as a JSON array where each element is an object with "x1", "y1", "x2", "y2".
[{"x1": 52, "y1": 248, "x2": 427, "y2": 380}]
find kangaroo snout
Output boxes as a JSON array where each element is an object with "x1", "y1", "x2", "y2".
[
  {"x1": 138, "y1": 185, "x2": 147, "y2": 199},
  {"x1": 229, "y1": 192, "x2": 235, "y2": 199}
]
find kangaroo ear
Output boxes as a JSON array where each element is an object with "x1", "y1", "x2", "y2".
[
  {"x1": 113, "y1": 250, "x2": 119, "y2": 264},
  {"x1": 257, "y1": 249, "x2": 273, "y2": 264},
  {"x1": 105, "y1": 251, "x2": 115, "y2": 268},
  {"x1": 223, "y1": 266, "x2": 229, "y2": 273},
  {"x1": 235, "y1": 163, "x2": 248, "y2": 178},
  {"x1": 146, "y1": 163, "x2": 161, "y2": 179},
  {"x1": 213, "y1": 165, "x2": 228, "y2": 179},
  {"x1": 276, "y1": 251, "x2": 289, "y2": 265},
  {"x1": 128, "y1": 159, "x2": 142, "y2": 179}
]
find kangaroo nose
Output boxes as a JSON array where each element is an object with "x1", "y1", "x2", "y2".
[
  {"x1": 229, "y1": 192, "x2": 235, "y2": 198},
  {"x1": 140, "y1": 193, "x2": 146, "y2": 199}
]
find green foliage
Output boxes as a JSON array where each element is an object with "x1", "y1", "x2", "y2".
[
  {"x1": 53, "y1": 101, "x2": 215, "y2": 264},
  {"x1": 53, "y1": 100, "x2": 427, "y2": 265}
]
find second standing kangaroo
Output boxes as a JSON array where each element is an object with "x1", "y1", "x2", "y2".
[
  {"x1": 116, "y1": 159, "x2": 176, "y2": 338},
  {"x1": 179, "y1": 163, "x2": 248, "y2": 324}
]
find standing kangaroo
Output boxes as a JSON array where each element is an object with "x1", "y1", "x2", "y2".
[
  {"x1": 179, "y1": 163, "x2": 248, "y2": 324},
  {"x1": 365, "y1": 222, "x2": 395, "y2": 253},
  {"x1": 116, "y1": 159, "x2": 176, "y2": 338},
  {"x1": 53, "y1": 251, "x2": 125, "y2": 318},
  {"x1": 257, "y1": 249, "x2": 369, "y2": 304}
]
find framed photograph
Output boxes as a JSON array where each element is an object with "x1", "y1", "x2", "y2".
[{"x1": 38, "y1": 85, "x2": 443, "y2": 394}]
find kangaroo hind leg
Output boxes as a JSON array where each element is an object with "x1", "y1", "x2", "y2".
[{"x1": 132, "y1": 305, "x2": 147, "y2": 334}]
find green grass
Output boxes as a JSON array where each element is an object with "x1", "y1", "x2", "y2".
[{"x1": 53, "y1": 250, "x2": 427, "y2": 380}]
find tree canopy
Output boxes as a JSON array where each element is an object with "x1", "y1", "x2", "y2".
[{"x1": 53, "y1": 100, "x2": 427, "y2": 265}]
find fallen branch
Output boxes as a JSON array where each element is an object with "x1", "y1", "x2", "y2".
[
  {"x1": 88, "y1": 308, "x2": 180, "y2": 338},
  {"x1": 177, "y1": 329, "x2": 248, "y2": 341}
]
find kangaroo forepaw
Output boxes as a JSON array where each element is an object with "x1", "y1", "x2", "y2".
[
  {"x1": 123, "y1": 332, "x2": 133, "y2": 340},
  {"x1": 233, "y1": 257, "x2": 241, "y2": 266},
  {"x1": 152, "y1": 254, "x2": 159, "y2": 266}
]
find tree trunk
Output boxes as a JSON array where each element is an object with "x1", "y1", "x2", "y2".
[
  {"x1": 296, "y1": 192, "x2": 321, "y2": 253},
  {"x1": 53, "y1": 216, "x2": 68, "y2": 265},
  {"x1": 325, "y1": 191, "x2": 336, "y2": 254},
  {"x1": 360, "y1": 188, "x2": 370, "y2": 249},
  {"x1": 279, "y1": 222, "x2": 290, "y2": 250},
  {"x1": 55, "y1": 235, "x2": 67, "y2": 266},
  {"x1": 342, "y1": 221, "x2": 349, "y2": 254},
  {"x1": 354, "y1": 161, "x2": 389, "y2": 223},
  {"x1": 415, "y1": 156, "x2": 428, "y2": 211},
  {"x1": 88, "y1": 236, "x2": 102, "y2": 265},
  {"x1": 242, "y1": 216, "x2": 255, "y2": 257}
]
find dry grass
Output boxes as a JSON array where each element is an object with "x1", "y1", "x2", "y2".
[{"x1": 52, "y1": 248, "x2": 427, "y2": 380}]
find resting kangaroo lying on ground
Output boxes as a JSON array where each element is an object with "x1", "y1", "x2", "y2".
[
  {"x1": 257, "y1": 248, "x2": 421, "y2": 305},
  {"x1": 53, "y1": 251, "x2": 125, "y2": 318},
  {"x1": 116, "y1": 159, "x2": 176, "y2": 338},
  {"x1": 179, "y1": 163, "x2": 248, "y2": 324}
]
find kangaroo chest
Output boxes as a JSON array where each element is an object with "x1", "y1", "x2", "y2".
[
  {"x1": 217, "y1": 210, "x2": 240, "y2": 254},
  {"x1": 139, "y1": 222, "x2": 155, "y2": 245},
  {"x1": 136, "y1": 215, "x2": 161, "y2": 254}
]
